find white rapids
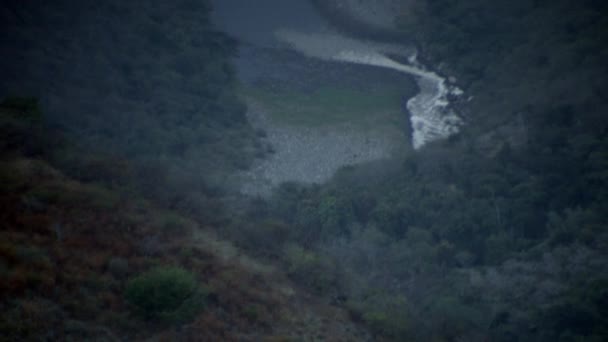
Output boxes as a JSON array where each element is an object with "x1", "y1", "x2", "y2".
[{"x1": 276, "y1": 29, "x2": 463, "y2": 149}]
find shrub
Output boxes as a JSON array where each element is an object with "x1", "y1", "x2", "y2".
[
  {"x1": 159, "y1": 212, "x2": 191, "y2": 234},
  {"x1": 347, "y1": 293, "x2": 410, "y2": 339},
  {"x1": 107, "y1": 257, "x2": 129, "y2": 278},
  {"x1": 0, "y1": 97, "x2": 50, "y2": 156},
  {"x1": 125, "y1": 266, "x2": 207, "y2": 324},
  {"x1": 284, "y1": 245, "x2": 339, "y2": 295},
  {"x1": 0, "y1": 96, "x2": 42, "y2": 122}
]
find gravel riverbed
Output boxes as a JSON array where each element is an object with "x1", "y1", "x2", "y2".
[{"x1": 239, "y1": 97, "x2": 406, "y2": 196}]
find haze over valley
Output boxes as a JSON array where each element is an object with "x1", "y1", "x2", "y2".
[{"x1": 1, "y1": 0, "x2": 607, "y2": 340}]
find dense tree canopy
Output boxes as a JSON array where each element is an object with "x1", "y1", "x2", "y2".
[{"x1": 0, "y1": 0, "x2": 263, "y2": 196}]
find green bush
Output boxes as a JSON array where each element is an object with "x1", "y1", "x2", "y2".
[
  {"x1": 284, "y1": 245, "x2": 339, "y2": 295},
  {"x1": 125, "y1": 266, "x2": 207, "y2": 324},
  {"x1": 0, "y1": 96, "x2": 42, "y2": 122},
  {"x1": 347, "y1": 293, "x2": 410, "y2": 339},
  {"x1": 159, "y1": 212, "x2": 192, "y2": 234}
]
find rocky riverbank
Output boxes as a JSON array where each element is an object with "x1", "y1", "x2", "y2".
[
  {"x1": 239, "y1": 96, "x2": 407, "y2": 195},
  {"x1": 210, "y1": 0, "x2": 420, "y2": 195},
  {"x1": 230, "y1": 42, "x2": 414, "y2": 196}
]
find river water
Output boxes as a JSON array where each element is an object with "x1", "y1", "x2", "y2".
[{"x1": 274, "y1": 29, "x2": 463, "y2": 149}]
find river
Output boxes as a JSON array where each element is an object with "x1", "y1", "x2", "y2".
[{"x1": 274, "y1": 29, "x2": 463, "y2": 149}]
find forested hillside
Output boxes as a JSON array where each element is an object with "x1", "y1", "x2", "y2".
[
  {"x1": 0, "y1": 98, "x2": 370, "y2": 340},
  {"x1": 0, "y1": 1, "x2": 369, "y2": 340},
  {"x1": 1, "y1": 0, "x2": 264, "y2": 201},
  {"x1": 397, "y1": 0, "x2": 608, "y2": 132}
]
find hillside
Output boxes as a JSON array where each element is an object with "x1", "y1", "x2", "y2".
[
  {"x1": 0, "y1": 0, "x2": 264, "y2": 192},
  {"x1": 1, "y1": 0, "x2": 607, "y2": 341},
  {"x1": 0, "y1": 100, "x2": 371, "y2": 341},
  {"x1": 0, "y1": 0, "x2": 374, "y2": 340}
]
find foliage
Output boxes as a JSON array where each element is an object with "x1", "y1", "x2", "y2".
[
  {"x1": 395, "y1": 0, "x2": 608, "y2": 133},
  {"x1": 0, "y1": 97, "x2": 42, "y2": 122},
  {"x1": 0, "y1": 2, "x2": 371, "y2": 341},
  {"x1": 347, "y1": 292, "x2": 410, "y2": 340},
  {"x1": 284, "y1": 244, "x2": 340, "y2": 295},
  {"x1": 158, "y1": 212, "x2": 193, "y2": 235},
  {"x1": 125, "y1": 266, "x2": 207, "y2": 324},
  {"x1": 0, "y1": 98, "x2": 56, "y2": 157},
  {"x1": 0, "y1": 0, "x2": 262, "y2": 195}
]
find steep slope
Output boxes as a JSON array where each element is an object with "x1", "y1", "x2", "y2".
[
  {"x1": 0, "y1": 102, "x2": 372, "y2": 341},
  {"x1": 0, "y1": 0, "x2": 262, "y2": 191}
]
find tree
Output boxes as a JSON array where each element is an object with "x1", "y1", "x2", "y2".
[{"x1": 125, "y1": 266, "x2": 207, "y2": 324}]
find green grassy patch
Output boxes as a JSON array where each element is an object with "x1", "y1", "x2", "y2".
[{"x1": 243, "y1": 84, "x2": 406, "y2": 129}]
